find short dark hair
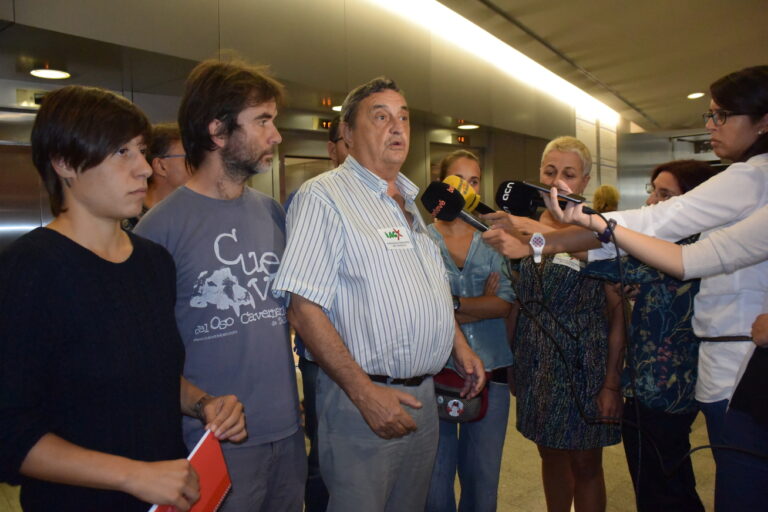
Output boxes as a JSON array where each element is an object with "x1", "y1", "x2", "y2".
[
  {"x1": 438, "y1": 150, "x2": 480, "y2": 181},
  {"x1": 710, "y1": 66, "x2": 768, "y2": 161},
  {"x1": 179, "y1": 58, "x2": 285, "y2": 168},
  {"x1": 31, "y1": 85, "x2": 151, "y2": 217},
  {"x1": 147, "y1": 123, "x2": 181, "y2": 163},
  {"x1": 341, "y1": 77, "x2": 403, "y2": 130},
  {"x1": 328, "y1": 115, "x2": 342, "y2": 142},
  {"x1": 650, "y1": 159, "x2": 720, "y2": 194}
]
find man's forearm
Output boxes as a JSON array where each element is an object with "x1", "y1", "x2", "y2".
[
  {"x1": 288, "y1": 294, "x2": 373, "y2": 403},
  {"x1": 179, "y1": 377, "x2": 209, "y2": 418}
]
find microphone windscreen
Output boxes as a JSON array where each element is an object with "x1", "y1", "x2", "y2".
[
  {"x1": 494, "y1": 181, "x2": 542, "y2": 217},
  {"x1": 443, "y1": 175, "x2": 495, "y2": 215},
  {"x1": 421, "y1": 181, "x2": 466, "y2": 221}
]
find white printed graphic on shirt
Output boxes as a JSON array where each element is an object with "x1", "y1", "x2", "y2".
[{"x1": 191, "y1": 228, "x2": 287, "y2": 341}]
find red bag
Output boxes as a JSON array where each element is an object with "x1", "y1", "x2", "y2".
[{"x1": 433, "y1": 368, "x2": 490, "y2": 423}]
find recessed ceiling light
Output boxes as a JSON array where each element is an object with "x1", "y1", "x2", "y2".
[
  {"x1": 458, "y1": 123, "x2": 479, "y2": 130},
  {"x1": 30, "y1": 68, "x2": 70, "y2": 80},
  {"x1": 687, "y1": 92, "x2": 705, "y2": 100},
  {"x1": 331, "y1": 105, "x2": 342, "y2": 112}
]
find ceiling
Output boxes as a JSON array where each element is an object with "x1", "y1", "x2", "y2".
[
  {"x1": 1, "y1": 2, "x2": 766, "y2": 134},
  {"x1": 438, "y1": 0, "x2": 768, "y2": 131}
]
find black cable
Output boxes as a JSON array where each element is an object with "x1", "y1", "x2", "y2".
[{"x1": 506, "y1": 214, "x2": 768, "y2": 509}]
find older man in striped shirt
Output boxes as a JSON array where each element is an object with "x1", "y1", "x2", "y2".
[{"x1": 273, "y1": 77, "x2": 485, "y2": 512}]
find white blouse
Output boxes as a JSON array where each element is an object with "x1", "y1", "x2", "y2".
[{"x1": 589, "y1": 153, "x2": 768, "y2": 402}]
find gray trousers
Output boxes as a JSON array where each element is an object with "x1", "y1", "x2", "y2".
[
  {"x1": 218, "y1": 428, "x2": 307, "y2": 512},
  {"x1": 316, "y1": 369, "x2": 439, "y2": 512}
]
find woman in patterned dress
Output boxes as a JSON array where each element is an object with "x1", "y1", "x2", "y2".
[{"x1": 510, "y1": 136, "x2": 624, "y2": 512}]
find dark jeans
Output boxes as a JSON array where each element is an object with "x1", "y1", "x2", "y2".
[
  {"x1": 699, "y1": 399, "x2": 768, "y2": 512},
  {"x1": 299, "y1": 357, "x2": 329, "y2": 512},
  {"x1": 622, "y1": 398, "x2": 704, "y2": 512}
]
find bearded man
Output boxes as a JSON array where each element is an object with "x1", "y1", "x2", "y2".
[{"x1": 135, "y1": 58, "x2": 305, "y2": 512}]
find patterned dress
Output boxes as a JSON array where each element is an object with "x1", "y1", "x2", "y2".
[
  {"x1": 582, "y1": 235, "x2": 701, "y2": 414},
  {"x1": 513, "y1": 254, "x2": 621, "y2": 450}
]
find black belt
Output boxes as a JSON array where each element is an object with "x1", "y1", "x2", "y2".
[
  {"x1": 699, "y1": 336, "x2": 752, "y2": 342},
  {"x1": 368, "y1": 374, "x2": 430, "y2": 386}
]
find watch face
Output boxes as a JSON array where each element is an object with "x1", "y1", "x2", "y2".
[{"x1": 530, "y1": 233, "x2": 545, "y2": 263}]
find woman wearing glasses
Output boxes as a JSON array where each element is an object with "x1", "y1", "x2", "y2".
[
  {"x1": 583, "y1": 160, "x2": 719, "y2": 512},
  {"x1": 484, "y1": 65, "x2": 768, "y2": 510}
]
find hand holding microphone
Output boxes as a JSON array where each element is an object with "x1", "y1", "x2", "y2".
[{"x1": 542, "y1": 179, "x2": 597, "y2": 229}]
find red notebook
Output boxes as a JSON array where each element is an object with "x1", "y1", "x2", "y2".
[{"x1": 148, "y1": 430, "x2": 231, "y2": 512}]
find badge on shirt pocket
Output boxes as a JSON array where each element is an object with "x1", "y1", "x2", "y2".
[{"x1": 377, "y1": 226, "x2": 414, "y2": 250}]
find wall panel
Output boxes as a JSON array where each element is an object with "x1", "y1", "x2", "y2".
[
  {"x1": 429, "y1": 39, "x2": 492, "y2": 127},
  {"x1": 15, "y1": 0, "x2": 218, "y2": 60},
  {"x1": 0, "y1": 0, "x2": 13, "y2": 21},
  {"x1": 345, "y1": 0, "x2": 431, "y2": 107},
  {"x1": 220, "y1": 0, "x2": 347, "y2": 93}
]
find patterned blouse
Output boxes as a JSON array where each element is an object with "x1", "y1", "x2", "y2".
[{"x1": 583, "y1": 235, "x2": 701, "y2": 414}]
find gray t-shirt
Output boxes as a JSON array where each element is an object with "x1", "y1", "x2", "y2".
[{"x1": 136, "y1": 186, "x2": 300, "y2": 449}]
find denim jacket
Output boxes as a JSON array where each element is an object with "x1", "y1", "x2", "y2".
[{"x1": 428, "y1": 225, "x2": 515, "y2": 371}]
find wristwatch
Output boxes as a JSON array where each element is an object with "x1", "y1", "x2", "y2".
[
  {"x1": 194, "y1": 394, "x2": 214, "y2": 422},
  {"x1": 452, "y1": 295, "x2": 461, "y2": 311},
  {"x1": 529, "y1": 232, "x2": 545, "y2": 263},
  {"x1": 596, "y1": 218, "x2": 618, "y2": 243}
]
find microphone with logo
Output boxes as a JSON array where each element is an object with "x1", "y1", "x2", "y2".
[
  {"x1": 420, "y1": 181, "x2": 489, "y2": 232},
  {"x1": 442, "y1": 175, "x2": 496, "y2": 215},
  {"x1": 494, "y1": 180, "x2": 597, "y2": 217}
]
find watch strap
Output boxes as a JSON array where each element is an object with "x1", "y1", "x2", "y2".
[{"x1": 596, "y1": 218, "x2": 618, "y2": 243}]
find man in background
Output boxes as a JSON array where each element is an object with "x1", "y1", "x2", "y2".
[{"x1": 123, "y1": 123, "x2": 190, "y2": 229}]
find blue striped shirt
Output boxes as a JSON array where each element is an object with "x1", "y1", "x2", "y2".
[{"x1": 273, "y1": 156, "x2": 454, "y2": 378}]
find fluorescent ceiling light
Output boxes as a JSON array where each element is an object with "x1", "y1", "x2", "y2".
[
  {"x1": 687, "y1": 92, "x2": 705, "y2": 100},
  {"x1": 458, "y1": 123, "x2": 479, "y2": 130},
  {"x1": 30, "y1": 68, "x2": 70, "y2": 79},
  {"x1": 366, "y1": 0, "x2": 619, "y2": 127},
  {"x1": 332, "y1": 105, "x2": 342, "y2": 112}
]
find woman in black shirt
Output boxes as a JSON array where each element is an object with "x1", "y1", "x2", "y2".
[{"x1": 0, "y1": 85, "x2": 246, "y2": 511}]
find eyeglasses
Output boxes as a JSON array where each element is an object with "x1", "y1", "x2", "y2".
[
  {"x1": 702, "y1": 109, "x2": 750, "y2": 126},
  {"x1": 645, "y1": 183, "x2": 675, "y2": 201},
  {"x1": 159, "y1": 153, "x2": 186, "y2": 159}
]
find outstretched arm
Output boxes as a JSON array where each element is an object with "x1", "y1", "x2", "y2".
[{"x1": 543, "y1": 186, "x2": 686, "y2": 278}]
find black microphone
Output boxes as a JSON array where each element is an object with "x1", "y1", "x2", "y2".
[
  {"x1": 421, "y1": 181, "x2": 489, "y2": 232},
  {"x1": 494, "y1": 181, "x2": 541, "y2": 217},
  {"x1": 495, "y1": 180, "x2": 597, "y2": 216}
]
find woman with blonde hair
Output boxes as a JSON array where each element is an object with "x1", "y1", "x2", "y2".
[{"x1": 508, "y1": 136, "x2": 624, "y2": 512}]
